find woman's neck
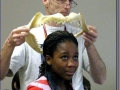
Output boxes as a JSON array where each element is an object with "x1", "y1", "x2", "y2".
[{"x1": 49, "y1": 70, "x2": 67, "y2": 90}]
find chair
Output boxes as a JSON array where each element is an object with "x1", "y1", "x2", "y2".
[
  {"x1": 11, "y1": 72, "x2": 20, "y2": 90},
  {"x1": 83, "y1": 76, "x2": 91, "y2": 90}
]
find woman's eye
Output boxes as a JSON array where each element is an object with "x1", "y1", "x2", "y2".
[
  {"x1": 61, "y1": 56, "x2": 68, "y2": 60},
  {"x1": 73, "y1": 55, "x2": 78, "y2": 60}
]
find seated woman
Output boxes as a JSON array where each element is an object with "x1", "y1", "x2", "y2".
[{"x1": 27, "y1": 31, "x2": 79, "y2": 90}]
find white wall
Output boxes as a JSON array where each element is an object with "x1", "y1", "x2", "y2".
[{"x1": 1, "y1": 0, "x2": 116, "y2": 90}]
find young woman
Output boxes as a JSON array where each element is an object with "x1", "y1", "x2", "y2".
[{"x1": 27, "y1": 31, "x2": 79, "y2": 90}]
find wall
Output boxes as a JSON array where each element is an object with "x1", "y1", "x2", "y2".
[{"x1": 1, "y1": 0, "x2": 116, "y2": 90}]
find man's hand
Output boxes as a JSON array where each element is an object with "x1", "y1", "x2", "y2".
[
  {"x1": 7, "y1": 26, "x2": 30, "y2": 47},
  {"x1": 82, "y1": 25, "x2": 98, "y2": 48}
]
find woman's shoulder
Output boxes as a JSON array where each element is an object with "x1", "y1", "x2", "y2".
[
  {"x1": 29, "y1": 76, "x2": 48, "y2": 85},
  {"x1": 27, "y1": 76, "x2": 52, "y2": 90}
]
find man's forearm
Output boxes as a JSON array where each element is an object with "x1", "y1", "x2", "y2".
[
  {"x1": 87, "y1": 45, "x2": 106, "y2": 84},
  {"x1": 0, "y1": 39, "x2": 15, "y2": 80}
]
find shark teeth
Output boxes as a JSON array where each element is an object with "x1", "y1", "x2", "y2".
[{"x1": 26, "y1": 12, "x2": 89, "y2": 53}]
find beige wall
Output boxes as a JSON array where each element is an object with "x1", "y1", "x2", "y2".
[{"x1": 1, "y1": 0, "x2": 116, "y2": 90}]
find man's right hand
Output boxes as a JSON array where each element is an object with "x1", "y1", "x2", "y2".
[{"x1": 7, "y1": 26, "x2": 30, "y2": 47}]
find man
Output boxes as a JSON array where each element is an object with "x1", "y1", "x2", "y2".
[{"x1": 0, "y1": 0, "x2": 106, "y2": 90}]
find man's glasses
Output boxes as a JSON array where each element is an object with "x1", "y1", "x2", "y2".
[{"x1": 52, "y1": 0, "x2": 77, "y2": 8}]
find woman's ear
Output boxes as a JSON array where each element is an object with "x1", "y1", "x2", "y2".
[{"x1": 45, "y1": 55, "x2": 52, "y2": 65}]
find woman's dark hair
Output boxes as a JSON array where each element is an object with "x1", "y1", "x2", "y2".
[
  {"x1": 43, "y1": 31, "x2": 78, "y2": 57},
  {"x1": 39, "y1": 30, "x2": 78, "y2": 76}
]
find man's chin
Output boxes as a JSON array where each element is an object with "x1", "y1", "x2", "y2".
[{"x1": 61, "y1": 12, "x2": 70, "y2": 16}]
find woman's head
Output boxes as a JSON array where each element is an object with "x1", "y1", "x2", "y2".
[{"x1": 40, "y1": 31, "x2": 79, "y2": 80}]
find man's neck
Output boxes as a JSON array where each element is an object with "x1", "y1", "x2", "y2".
[{"x1": 47, "y1": 22, "x2": 64, "y2": 27}]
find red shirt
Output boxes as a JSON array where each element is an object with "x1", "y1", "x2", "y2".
[{"x1": 27, "y1": 76, "x2": 52, "y2": 90}]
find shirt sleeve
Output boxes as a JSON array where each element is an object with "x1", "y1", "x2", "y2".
[
  {"x1": 82, "y1": 47, "x2": 90, "y2": 72},
  {"x1": 9, "y1": 43, "x2": 26, "y2": 75}
]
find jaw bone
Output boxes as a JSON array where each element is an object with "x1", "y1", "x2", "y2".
[{"x1": 25, "y1": 12, "x2": 89, "y2": 53}]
